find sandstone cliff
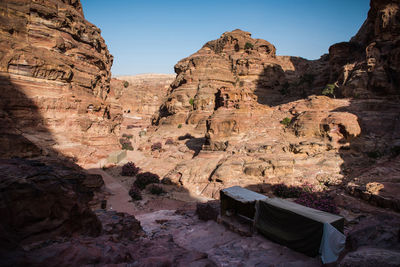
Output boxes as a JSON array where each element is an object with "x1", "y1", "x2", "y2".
[
  {"x1": 329, "y1": 0, "x2": 400, "y2": 97},
  {"x1": 153, "y1": 29, "x2": 315, "y2": 129},
  {"x1": 0, "y1": 0, "x2": 122, "y2": 164},
  {"x1": 112, "y1": 74, "x2": 174, "y2": 126},
  {"x1": 154, "y1": 0, "x2": 400, "y2": 214}
]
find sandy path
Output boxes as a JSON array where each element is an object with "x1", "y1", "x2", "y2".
[{"x1": 87, "y1": 167, "x2": 136, "y2": 215}]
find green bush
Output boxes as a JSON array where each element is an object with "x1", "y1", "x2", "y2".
[
  {"x1": 123, "y1": 81, "x2": 129, "y2": 88},
  {"x1": 280, "y1": 117, "x2": 291, "y2": 127},
  {"x1": 121, "y1": 142, "x2": 133, "y2": 151},
  {"x1": 189, "y1": 98, "x2": 194, "y2": 106},
  {"x1": 178, "y1": 124, "x2": 182, "y2": 128},
  {"x1": 322, "y1": 84, "x2": 336, "y2": 98},
  {"x1": 244, "y1": 42, "x2": 254, "y2": 50}
]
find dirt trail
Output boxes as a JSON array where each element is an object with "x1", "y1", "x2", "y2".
[
  {"x1": 87, "y1": 168, "x2": 136, "y2": 215},
  {"x1": 83, "y1": 155, "x2": 320, "y2": 266}
]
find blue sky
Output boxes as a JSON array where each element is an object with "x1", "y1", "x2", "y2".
[{"x1": 81, "y1": 0, "x2": 370, "y2": 76}]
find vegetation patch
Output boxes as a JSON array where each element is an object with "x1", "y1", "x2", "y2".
[
  {"x1": 272, "y1": 183, "x2": 339, "y2": 214},
  {"x1": 121, "y1": 142, "x2": 133, "y2": 150},
  {"x1": 322, "y1": 83, "x2": 336, "y2": 98},
  {"x1": 129, "y1": 184, "x2": 142, "y2": 200},
  {"x1": 123, "y1": 81, "x2": 129, "y2": 88},
  {"x1": 149, "y1": 184, "x2": 166, "y2": 195},
  {"x1": 295, "y1": 193, "x2": 339, "y2": 214},
  {"x1": 121, "y1": 161, "x2": 140, "y2": 176},
  {"x1": 280, "y1": 117, "x2": 292, "y2": 127},
  {"x1": 272, "y1": 183, "x2": 306, "y2": 198},
  {"x1": 134, "y1": 172, "x2": 160, "y2": 190},
  {"x1": 120, "y1": 137, "x2": 133, "y2": 150},
  {"x1": 244, "y1": 42, "x2": 254, "y2": 50},
  {"x1": 151, "y1": 142, "x2": 162, "y2": 151}
]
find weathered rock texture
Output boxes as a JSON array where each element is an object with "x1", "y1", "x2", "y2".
[
  {"x1": 155, "y1": 0, "x2": 400, "y2": 213},
  {"x1": 111, "y1": 74, "x2": 174, "y2": 129},
  {"x1": 0, "y1": 0, "x2": 122, "y2": 164},
  {"x1": 153, "y1": 29, "x2": 314, "y2": 129},
  {"x1": 0, "y1": 158, "x2": 102, "y2": 253},
  {"x1": 109, "y1": 74, "x2": 175, "y2": 150}
]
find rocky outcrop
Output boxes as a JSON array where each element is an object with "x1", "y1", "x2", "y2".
[
  {"x1": 111, "y1": 74, "x2": 174, "y2": 128},
  {"x1": 153, "y1": 29, "x2": 316, "y2": 129},
  {"x1": 3, "y1": 208, "x2": 215, "y2": 267},
  {"x1": 109, "y1": 74, "x2": 175, "y2": 150},
  {"x1": 0, "y1": 158, "x2": 102, "y2": 252},
  {"x1": 329, "y1": 0, "x2": 400, "y2": 97},
  {"x1": 0, "y1": 0, "x2": 122, "y2": 164},
  {"x1": 156, "y1": 0, "x2": 400, "y2": 206},
  {"x1": 340, "y1": 248, "x2": 400, "y2": 267}
]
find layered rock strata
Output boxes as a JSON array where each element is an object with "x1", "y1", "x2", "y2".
[
  {"x1": 0, "y1": 0, "x2": 122, "y2": 164},
  {"x1": 111, "y1": 74, "x2": 174, "y2": 129},
  {"x1": 153, "y1": 29, "x2": 315, "y2": 129},
  {"x1": 157, "y1": 0, "x2": 400, "y2": 212}
]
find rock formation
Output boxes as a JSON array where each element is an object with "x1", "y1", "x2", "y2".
[
  {"x1": 1, "y1": 0, "x2": 400, "y2": 266},
  {"x1": 0, "y1": 158, "x2": 102, "y2": 254},
  {"x1": 156, "y1": 0, "x2": 400, "y2": 214},
  {"x1": 0, "y1": 0, "x2": 122, "y2": 164},
  {"x1": 111, "y1": 74, "x2": 174, "y2": 128},
  {"x1": 153, "y1": 29, "x2": 315, "y2": 129},
  {"x1": 112, "y1": 74, "x2": 174, "y2": 119},
  {"x1": 109, "y1": 74, "x2": 175, "y2": 151}
]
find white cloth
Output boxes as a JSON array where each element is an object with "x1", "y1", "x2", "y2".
[{"x1": 319, "y1": 223, "x2": 346, "y2": 264}]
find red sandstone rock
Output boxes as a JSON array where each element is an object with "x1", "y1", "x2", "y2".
[
  {"x1": 151, "y1": 0, "x2": 400, "y2": 206},
  {"x1": 0, "y1": 0, "x2": 122, "y2": 164}
]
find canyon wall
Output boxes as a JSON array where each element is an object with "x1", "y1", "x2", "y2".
[
  {"x1": 112, "y1": 74, "x2": 174, "y2": 128},
  {"x1": 0, "y1": 0, "x2": 122, "y2": 164},
  {"x1": 0, "y1": 0, "x2": 125, "y2": 259},
  {"x1": 155, "y1": 0, "x2": 400, "y2": 211}
]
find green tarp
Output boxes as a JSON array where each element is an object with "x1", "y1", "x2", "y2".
[
  {"x1": 255, "y1": 197, "x2": 344, "y2": 257},
  {"x1": 220, "y1": 186, "x2": 267, "y2": 220}
]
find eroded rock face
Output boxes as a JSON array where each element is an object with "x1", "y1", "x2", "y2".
[
  {"x1": 112, "y1": 74, "x2": 175, "y2": 121},
  {"x1": 155, "y1": 0, "x2": 400, "y2": 205},
  {"x1": 331, "y1": 0, "x2": 400, "y2": 97},
  {"x1": 0, "y1": 0, "x2": 122, "y2": 164},
  {"x1": 111, "y1": 74, "x2": 174, "y2": 132},
  {"x1": 0, "y1": 158, "x2": 102, "y2": 252},
  {"x1": 153, "y1": 29, "x2": 316, "y2": 130}
]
